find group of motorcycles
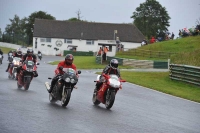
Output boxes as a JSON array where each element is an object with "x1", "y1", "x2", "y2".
[
  {"x1": 4, "y1": 52, "x2": 126, "y2": 109},
  {"x1": 45, "y1": 68, "x2": 126, "y2": 109},
  {"x1": 6, "y1": 52, "x2": 40, "y2": 90}
]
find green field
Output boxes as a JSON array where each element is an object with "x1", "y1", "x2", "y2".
[{"x1": 0, "y1": 46, "x2": 15, "y2": 53}]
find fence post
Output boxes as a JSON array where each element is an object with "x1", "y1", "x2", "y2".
[{"x1": 168, "y1": 59, "x2": 170, "y2": 70}]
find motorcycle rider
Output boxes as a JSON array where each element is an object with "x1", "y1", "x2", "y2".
[
  {"x1": 48, "y1": 54, "x2": 78, "y2": 93},
  {"x1": 38, "y1": 50, "x2": 42, "y2": 59},
  {"x1": 5, "y1": 48, "x2": 23, "y2": 72},
  {"x1": 0, "y1": 48, "x2": 3, "y2": 60},
  {"x1": 16, "y1": 49, "x2": 38, "y2": 79},
  {"x1": 95, "y1": 59, "x2": 121, "y2": 91},
  {"x1": 38, "y1": 50, "x2": 42, "y2": 54},
  {"x1": 7, "y1": 50, "x2": 14, "y2": 61}
]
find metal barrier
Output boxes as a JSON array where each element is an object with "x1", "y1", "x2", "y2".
[{"x1": 169, "y1": 64, "x2": 200, "y2": 86}]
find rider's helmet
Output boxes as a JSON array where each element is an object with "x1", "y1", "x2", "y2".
[
  {"x1": 16, "y1": 48, "x2": 22, "y2": 55},
  {"x1": 27, "y1": 49, "x2": 33, "y2": 56},
  {"x1": 65, "y1": 54, "x2": 74, "y2": 65},
  {"x1": 110, "y1": 59, "x2": 119, "y2": 69}
]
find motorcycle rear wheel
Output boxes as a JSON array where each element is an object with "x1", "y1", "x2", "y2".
[
  {"x1": 105, "y1": 91, "x2": 115, "y2": 109},
  {"x1": 92, "y1": 88, "x2": 100, "y2": 105},
  {"x1": 61, "y1": 89, "x2": 71, "y2": 107}
]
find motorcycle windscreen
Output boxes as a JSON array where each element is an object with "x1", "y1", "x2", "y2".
[
  {"x1": 26, "y1": 61, "x2": 34, "y2": 72},
  {"x1": 108, "y1": 74, "x2": 120, "y2": 88},
  {"x1": 62, "y1": 68, "x2": 78, "y2": 83}
]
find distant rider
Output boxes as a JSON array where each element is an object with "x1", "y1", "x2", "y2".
[
  {"x1": 6, "y1": 48, "x2": 23, "y2": 72},
  {"x1": 0, "y1": 48, "x2": 3, "y2": 59}
]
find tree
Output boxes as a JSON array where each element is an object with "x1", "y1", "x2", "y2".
[
  {"x1": 131, "y1": 0, "x2": 170, "y2": 39},
  {"x1": 4, "y1": 15, "x2": 24, "y2": 43},
  {"x1": 67, "y1": 17, "x2": 82, "y2": 21},
  {"x1": 25, "y1": 11, "x2": 56, "y2": 45}
]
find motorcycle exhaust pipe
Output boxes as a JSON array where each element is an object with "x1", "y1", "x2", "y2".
[{"x1": 45, "y1": 82, "x2": 50, "y2": 91}]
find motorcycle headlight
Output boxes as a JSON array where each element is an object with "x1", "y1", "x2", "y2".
[
  {"x1": 27, "y1": 68, "x2": 33, "y2": 72},
  {"x1": 65, "y1": 78, "x2": 70, "y2": 82},
  {"x1": 70, "y1": 79, "x2": 75, "y2": 83}
]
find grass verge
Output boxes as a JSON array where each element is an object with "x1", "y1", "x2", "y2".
[
  {"x1": 0, "y1": 46, "x2": 14, "y2": 53},
  {"x1": 49, "y1": 56, "x2": 135, "y2": 69}
]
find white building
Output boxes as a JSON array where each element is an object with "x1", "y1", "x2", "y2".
[{"x1": 33, "y1": 19, "x2": 145, "y2": 56}]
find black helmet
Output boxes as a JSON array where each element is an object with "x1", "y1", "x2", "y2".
[
  {"x1": 110, "y1": 59, "x2": 118, "y2": 69},
  {"x1": 65, "y1": 54, "x2": 74, "y2": 65},
  {"x1": 27, "y1": 49, "x2": 33, "y2": 55}
]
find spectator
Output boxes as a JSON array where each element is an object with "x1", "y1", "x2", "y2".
[
  {"x1": 178, "y1": 30, "x2": 182, "y2": 38},
  {"x1": 171, "y1": 32, "x2": 175, "y2": 40},
  {"x1": 141, "y1": 39, "x2": 147, "y2": 46},
  {"x1": 102, "y1": 46, "x2": 108, "y2": 61},
  {"x1": 97, "y1": 47, "x2": 102, "y2": 56},
  {"x1": 150, "y1": 36, "x2": 156, "y2": 44}
]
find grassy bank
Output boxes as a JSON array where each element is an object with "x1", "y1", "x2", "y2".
[
  {"x1": 120, "y1": 71, "x2": 200, "y2": 103},
  {"x1": 0, "y1": 46, "x2": 14, "y2": 53},
  {"x1": 116, "y1": 36, "x2": 200, "y2": 66}
]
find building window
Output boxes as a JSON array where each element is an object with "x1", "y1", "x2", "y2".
[
  {"x1": 40, "y1": 38, "x2": 46, "y2": 42},
  {"x1": 65, "y1": 39, "x2": 72, "y2": 44},
  {"x1": 40, "y1": 38, "x2": 51, "y2": 42},
  {"x1": 86, "y1": 40, "x2": 94, "y2": 45},
  {"x1": 46, "y1": 38, "x2": 51, "y2": 42}
]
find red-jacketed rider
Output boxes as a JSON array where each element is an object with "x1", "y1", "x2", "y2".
[
  {"x1": 48, "y1": 54, "x2": 78, "y2": 93},
  {"x1": 16, "y1": 49, "x2": 38, "y2": 80}
]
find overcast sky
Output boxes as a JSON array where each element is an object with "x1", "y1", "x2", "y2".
[{"x1": 0, "y1": 0, "x2": 199, "y2": 37}]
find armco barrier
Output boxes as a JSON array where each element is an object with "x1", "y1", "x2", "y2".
[{"x1": 169, "y1": 64, "x2": 200, "y2": 86}]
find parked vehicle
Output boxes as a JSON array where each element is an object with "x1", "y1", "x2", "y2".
[
  {"x1": 92, "y1": 74, "x2": 126, "y2": 109},
  {"x1": 45, "y1": 68, "x2": 81, "y2": 107},
  {"x1": 8, "y1": 57, "x2": 21, "y2": 80},
  {"x1": 17, "y1": 60, "x2": 39, "y2": 90}
]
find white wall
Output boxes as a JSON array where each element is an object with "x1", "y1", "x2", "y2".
[
  {"x1": 0, "y1": 42, "x2": 27, "y2": 53},
  {"x1": 33, "y1": 37, "x2": 141, "y2": 56}
]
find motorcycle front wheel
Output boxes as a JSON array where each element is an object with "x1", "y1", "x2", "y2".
[
  {"x1": 24, "y1": 83, "x2": 30, "y2": 90},
  {"x1": 105, "y1": 90, "x2": 115, "y2": 109},
  {"x1": 92, "y1": 88, "x2": 100, "y2": 105},
  {"x1": 17, "y1": 82, "x2": 22, "y2": 89},
  {"x1": 61, "y1": 89, "x2": 71, "y2": 107},
  {"x1": 49, "y1": 93, "x2": 57, "y2": 103}
]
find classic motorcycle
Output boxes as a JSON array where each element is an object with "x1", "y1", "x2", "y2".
[
  {"x1": 17, "y1": 60, "x2": 39, "y2": 90},
  {"x1": 45, "y1": 68, "x2": 81, "y2": 107},
  {"x1": 8, "y1": 57, "x2": 21, "y2": 80},
  {"x1": 92, "y1": 74, "x2": 126, "y2": 109},
  {"x1": 0, "y1": 54, "x2": 2, "y2": 64},
  {"x1": 38, "y1": 53, "x2": 42, "y2": 60}
]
